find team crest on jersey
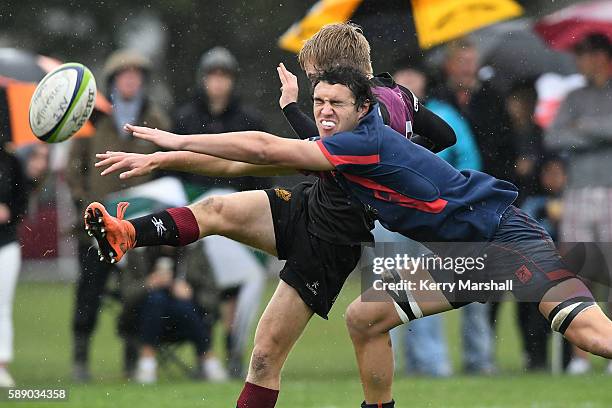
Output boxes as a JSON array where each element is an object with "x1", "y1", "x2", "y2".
[{"x1": 275, "y1": 188, "x2": 292, "y2": 201}]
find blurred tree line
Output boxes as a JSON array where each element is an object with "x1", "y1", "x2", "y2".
[{"x1": 0, "y1": 0, "x2": 579, "y2": 135}]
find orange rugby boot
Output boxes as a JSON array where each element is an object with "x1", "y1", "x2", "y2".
[{"x1": 84, "y1": 201, "x2": 136, "y2": 263}]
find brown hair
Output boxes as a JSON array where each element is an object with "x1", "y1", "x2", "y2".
[{"x1": 298, "y1": 23, "x2": 373, "y2": 76}]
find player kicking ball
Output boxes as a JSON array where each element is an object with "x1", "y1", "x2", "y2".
[{"x1": 88, "y1": 67, "x2": 612, "y2": 408}]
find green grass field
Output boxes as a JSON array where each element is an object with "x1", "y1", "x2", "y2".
[{"x1": 5, "y1": 280, "x2": 611, "y2": 407}]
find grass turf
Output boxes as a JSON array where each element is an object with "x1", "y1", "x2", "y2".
[{"x1": 6, "y1": 280, "x2": 611, "y2": 407}]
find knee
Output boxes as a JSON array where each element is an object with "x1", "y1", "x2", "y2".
[
  {"x1": 579, "y1": 329, "x2": 612, "y2": 358},
  {"x1": 249, "y1": 334, "x2": 285, "y2": 381},
  {"x1": 193, "y1": 195, "x2": 224, "y2": 217},
  {"x1": 345, "y1": 301, "x2": 375, "y2": 339},
  {"x1": 191, "y1": 195, "x2": 226, "y2": 233}
]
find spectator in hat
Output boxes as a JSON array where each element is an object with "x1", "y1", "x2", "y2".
[
  {"x1": 172, "y1": 46, "x2": 268, "y2": 378},
  {"x1": 66, "y1": 48, "x2": 170, "y2": 382}
]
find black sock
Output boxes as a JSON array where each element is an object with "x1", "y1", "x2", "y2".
[
  {"x1": 130, "y1": 210, "x2": 181, "y2": 247},
  {"x1": 361, "y1": 400, "x2": 395, "y2": 408}
]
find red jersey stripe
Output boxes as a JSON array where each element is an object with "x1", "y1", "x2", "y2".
[
  {"x1": 343, "y1": 173, "x2": 448, "y2": 214},
  {"x1": 316, "y1": 139, "x2": 380, "y2": 165}
]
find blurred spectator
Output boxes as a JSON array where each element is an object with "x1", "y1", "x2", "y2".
[
  {"x1": 506, "y1": 81, "x2": 544, "y2": 204},
  {"x1": 429, "y1": 44, "x2": 504, "y2": 374},
  {"x1": 0, "y1": 141, "x2": 47, "y2": 387},
  {"x1": 489, "y1": 80, "x2": 547, "y2": 371},
  {"x1": 118, "y1": 246, "x2": 222, "y2": 384},
  {"x1": 520, "y1": 156, "x2": 568, "y2": 370},
  {"x1": 431, "y1": 37, "x2": 516, "y2": 182},
  {"x1": 382, "y1": 65, "x2": 452, "y2": 378},
  {"x1": 66, "y1": 48, "x2": 170, "y2": 382},
  {"x1": 544, "y1": 33, "x2": 612, "y2": 375},
  {"x1": 522, "y1": 157, "x2": 567, "y2": 241},
  {"x1": 173, "y1": 46, "x2": 267, "y2": 378},
  {"x1": 174, "y1": 46, "x2": 267, "y2": 194}
]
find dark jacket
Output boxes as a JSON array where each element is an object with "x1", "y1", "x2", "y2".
[
  {"x1": 173, "y1": 90, "x2": 269, "y2": 194},
  {"x1": 431, "y1": 81, "x2": 516, "y2": 182},
  {"x1": 118, "y1": 245, "x2": 219, "y2": 337},
  {"x1": 0, "y1": 148, "x2": 28, "y2": 247}
]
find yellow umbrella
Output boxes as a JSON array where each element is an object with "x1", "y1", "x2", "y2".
[
  {"x1": 413, "y1": 0, "x2": 523, "y2": 49},
  {"x1": 278, "y1": 0, "x2": 363, "y2": 53},
  {"x1": 278, "y1": 0, "x2": 523, "y2": 53}
]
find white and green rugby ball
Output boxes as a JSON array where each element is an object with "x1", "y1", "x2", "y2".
[{"x1": 29, "y1": 62, "x2": 97, "y2": 143}]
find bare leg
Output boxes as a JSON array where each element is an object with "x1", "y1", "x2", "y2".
[
  {"x1": 246, "y1": 280, "x2": 314, "y2": 389},
  {"x1": 345, "y1": 299, "x2": 400, "y2": 404},
  {"x1": 539, "y1": 278, "x2": 612, "y2": 358},
  {"x1": 188, "y1": 190, "x2": 277, "y2": 256},
  {"x1": 346, "y1": 267, "x2": 453, "y2": 404}
]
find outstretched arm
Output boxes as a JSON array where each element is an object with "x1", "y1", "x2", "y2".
[
  {"x1": 123, "y1": 124, "x2": 334, "y2": 171},
  {"x1": 95, "y1": 150, "x2": 297, "y2": 180}
]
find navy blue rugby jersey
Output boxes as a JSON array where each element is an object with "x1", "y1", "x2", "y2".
[{"x1": 314, "y1": 104, "x2": 518, "y2": 242}]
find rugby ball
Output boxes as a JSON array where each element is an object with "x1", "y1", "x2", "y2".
[{"x1": 29, "y1": 62, "x2": 97, "y2": 143}]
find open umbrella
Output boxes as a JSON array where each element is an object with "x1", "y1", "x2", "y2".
[
  {"x1": 475, "y1": 19, "x2": 576, "y2": 93},
  {"x1": 278, "y1": 0, "x2": 524, "y2": 53},
  {"x1": 0, "y1": 48, "x2": 111, "y2": 147},
  {"x1": 412, "y1": 0, "x2": 523, "y2": 49},
  {"x1": 534, "y1": 0, "x2": 612, "y2": 51}
]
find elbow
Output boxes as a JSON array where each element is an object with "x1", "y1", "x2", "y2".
[
  {"x1": 253, "y1": 132, "x2": 285, "y2": 166},
  {"x1": 252, "y1": 132, "x2": 278, "y2": 165}
]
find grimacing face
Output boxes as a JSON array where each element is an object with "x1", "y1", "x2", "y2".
[{"x1": 313, "y1": 81, "x2": 369, "y2": 138}]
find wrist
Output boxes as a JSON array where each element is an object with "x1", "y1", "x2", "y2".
[
  {"x1": 152, "y1": 151, "x2": 167, "y2": 170},
  {"x1": 282, "y1": 101, "x2": 298, "y2": 112},
  {"x1": 177, "y1": 134, "x2": 191, "y2": 150}
]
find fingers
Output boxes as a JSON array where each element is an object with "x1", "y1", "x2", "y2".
[
  {"x1": 124, "y1": 124, "x2": 156, "y2": 138},
  {"x1": 95, "y1": 156, "x2": 121, "y2": 169},
  {"x1": 100, "y1": 160, "x2": 130, "y2": 176},
  {"x1": 277, "y1": 65, "x2": 288, "y2": 86},
  {"x1": 119, "y1": 168, "x2": 142, "y2": 180},
  {"x1": 130, "y1": 131, "x2": 153, "y2": 141},
  {"x1": 280, "y1": 63, "x2": 297, "y2": 82},
  {"x1": 95, "y1": 152, "x2": 132, "y2": 169}
]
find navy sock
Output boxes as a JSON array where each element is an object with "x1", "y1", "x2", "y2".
[{"x1": 130, "y1": 207, "x2": 199, "y2": 247}]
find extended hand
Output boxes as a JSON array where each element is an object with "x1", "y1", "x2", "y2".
[
  {"x1": 95, "y1": 151, "x2": 160, "y2": 179},
  {"x1": 124, "y1": 124, "x2": 185, "y2": 150},
  {"x1": 277, "y1": 62, "x2": 299, "y2": 109}
]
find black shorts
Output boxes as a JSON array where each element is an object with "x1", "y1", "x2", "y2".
[{"x1": 265, "y1": 183, "x2": 362, "y2": 318}]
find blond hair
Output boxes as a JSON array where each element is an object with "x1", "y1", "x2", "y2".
[{"x1": 298, "y1": 23, "x2": 373, "y2": 76}]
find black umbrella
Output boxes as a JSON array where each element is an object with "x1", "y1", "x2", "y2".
[{"x1": 475, "y1": 19, "x2": 576, "y2": 93}]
